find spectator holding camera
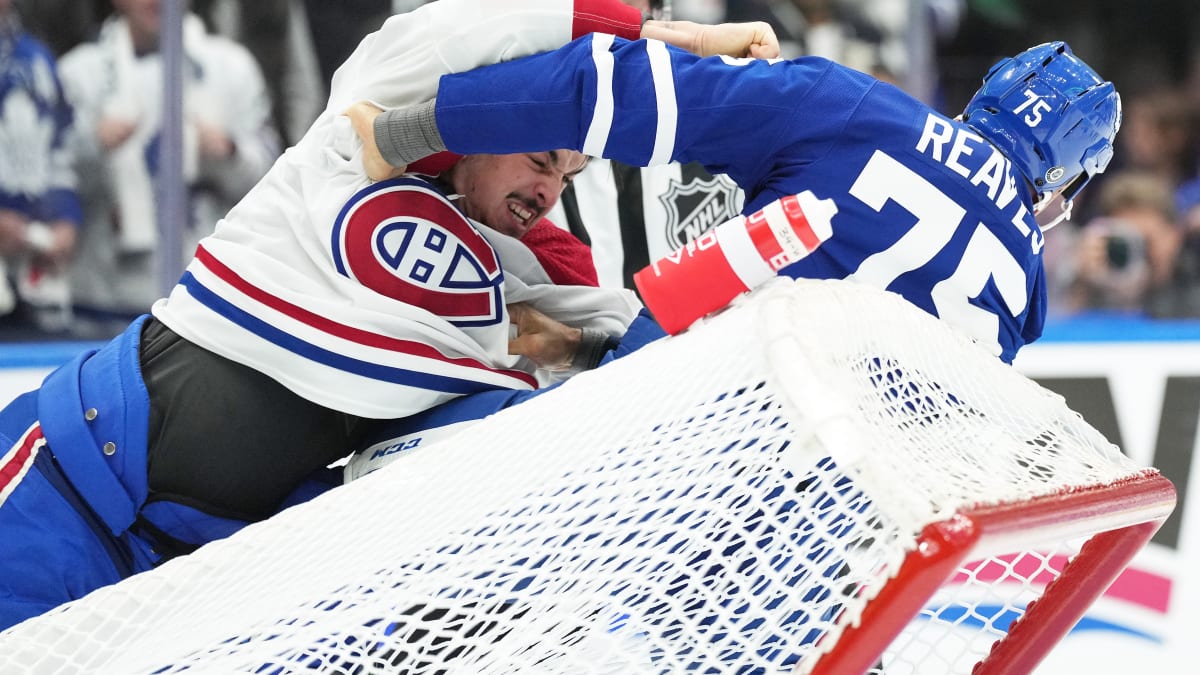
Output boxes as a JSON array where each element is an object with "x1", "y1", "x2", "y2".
[{"x1": 1046, "y1": 170, "x2": 1186, "y2": 317}]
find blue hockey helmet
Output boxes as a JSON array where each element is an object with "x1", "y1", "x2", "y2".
[{"x1": 963, "y1": 42, "x2": 1121, "y2": 210}]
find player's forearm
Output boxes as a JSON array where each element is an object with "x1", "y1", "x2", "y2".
[
  {"x1": 433, "y1": 37, "x2": 620, "y2": 161},
  {"x1": 368, "y1": 28, "x2": 786, "y2": 175},
  {"x1": 431, "y1": 35, "x2": 790, "y2": 180}
]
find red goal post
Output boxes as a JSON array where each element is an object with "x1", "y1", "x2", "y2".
[{"x1": 814, "y1": 473, "x2": 1175, "y2": 675}]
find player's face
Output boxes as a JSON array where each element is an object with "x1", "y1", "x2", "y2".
[{"x1": 450, "y1": 151, "x2": 588, "y2": 238}]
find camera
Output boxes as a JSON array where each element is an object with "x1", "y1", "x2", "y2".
[
  {"x1": 1105, "y1": 234, "x2": 1136, "y2": 270},
  {"x1": 1088, "y1": 217, "x2": 1147, "y2": 281}
]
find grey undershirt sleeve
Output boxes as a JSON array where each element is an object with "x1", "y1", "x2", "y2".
[
  {"x1": 570, "y1": 327, "x2": 620, "y2": 373},
  {"x1": 373, "y1": 99, "x2": 447, "y2": 167}
]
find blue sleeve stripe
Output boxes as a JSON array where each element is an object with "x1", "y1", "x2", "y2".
[
  {"x1": 646, "y1": 39, "x2": 678, "y2": 166},
  {"x1": 582, "y1": 33, "x2": 616, "y2": 157}
]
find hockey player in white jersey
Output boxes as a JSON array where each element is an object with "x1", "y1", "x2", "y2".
[{"x1": 0, "y1": 0, "x2": 781, "y2": 632}]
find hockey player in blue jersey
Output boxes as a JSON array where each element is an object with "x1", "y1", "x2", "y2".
[{"x1": 364, "y1": 39, "x2": 1121, "y2": 364}]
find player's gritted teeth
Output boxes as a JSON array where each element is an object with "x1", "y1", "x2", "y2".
[{"x1": 505, "y1": 197, "x2": 539, "y2": 236}]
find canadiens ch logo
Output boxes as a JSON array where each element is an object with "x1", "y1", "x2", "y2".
[
  {"x1": 658, "y1": 174, "x2": 743, "y2": 249},
  {"x1": 332, "y1": 177, "x2": 503, "y2": 327}
]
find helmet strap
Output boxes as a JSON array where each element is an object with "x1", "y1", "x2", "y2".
[{"x1": 1033, "y1": 192, "x2": 1073, "y2": 231}]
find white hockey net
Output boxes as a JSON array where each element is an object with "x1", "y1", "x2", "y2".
[{"x1": 0, "y1": 278, "x2": 1173, "y2": 674}]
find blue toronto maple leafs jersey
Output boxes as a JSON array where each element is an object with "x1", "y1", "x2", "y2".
[
  {"x1": 434, "y1": 34, "x2": 1049, "y2": 362},
  {"x1": 0, "y1": 31, "x2": 81, "y2": 226}
]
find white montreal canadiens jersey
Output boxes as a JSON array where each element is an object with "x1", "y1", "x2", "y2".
[
  {"x1": 152, "y1": 0, "x2": 623, "y2": 418},
  {"x1": 157, "y1": 172, "x2": 534, "y2": 419},
  {"x1": 436, "y1": 35, "x2": 1052, "y2": 363}
]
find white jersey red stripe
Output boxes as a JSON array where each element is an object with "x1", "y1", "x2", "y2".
[
  {"x1": 161, "y1": 238, "x2": 540, "y2": 419},
  {"x1": 0, "y1": 424, "x2": 44, "y2": 509},
  {"x1": 190, "y1": 244, "x2": 537, "y2": 388}
]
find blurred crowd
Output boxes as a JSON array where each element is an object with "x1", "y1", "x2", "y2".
[{"x1": 2, "y1": 0, "x2": 1200, "y2": 342}]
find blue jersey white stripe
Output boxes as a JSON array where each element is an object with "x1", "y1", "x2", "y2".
[
  {"x1": 645, "y1": 39, "x2": 677, "y2": 166},
  {"x1": 582, "y1": 32, "x2": 616, "y2": 157}
]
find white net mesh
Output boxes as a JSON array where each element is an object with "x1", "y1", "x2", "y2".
[
  {"x1": 879, "y1": 544, "x2": 1080, "y2": 675},
  {"x1": 0, "y1": 278, "x2": 1151, "y2": 674}
]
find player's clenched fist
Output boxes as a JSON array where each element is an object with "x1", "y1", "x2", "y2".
[
  {"x1": 640, "y1": 20, "x2": 780, "y2": 60},
  {"x1": 696, "y1": 21, "x2": 780, "y2": 59}
]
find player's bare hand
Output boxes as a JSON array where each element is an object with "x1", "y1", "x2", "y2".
[
  {"x1": 641, "y1": 20, "x2": 780, "y2": 60},
  {"x1": 342, "y1": 101, "x2": 407, "y2": 182},
  {"x1": 508, "y1": 302, "x2": 581, "y2": 372},
  {"x1": 694, "y1": 21, "x2": 780, "y2": 59}
]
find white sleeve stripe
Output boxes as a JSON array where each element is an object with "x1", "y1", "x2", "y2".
[
  {"x1": 582, "y1": 33, "x2": 616, "y2": 157},
  {"x1": 647, "y1": 39, "x2": 678, "y2": 166}
]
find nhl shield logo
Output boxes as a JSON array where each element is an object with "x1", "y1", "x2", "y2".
[{"x1": 657, "y1": 173, "x2": 743, "y2": 249}]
